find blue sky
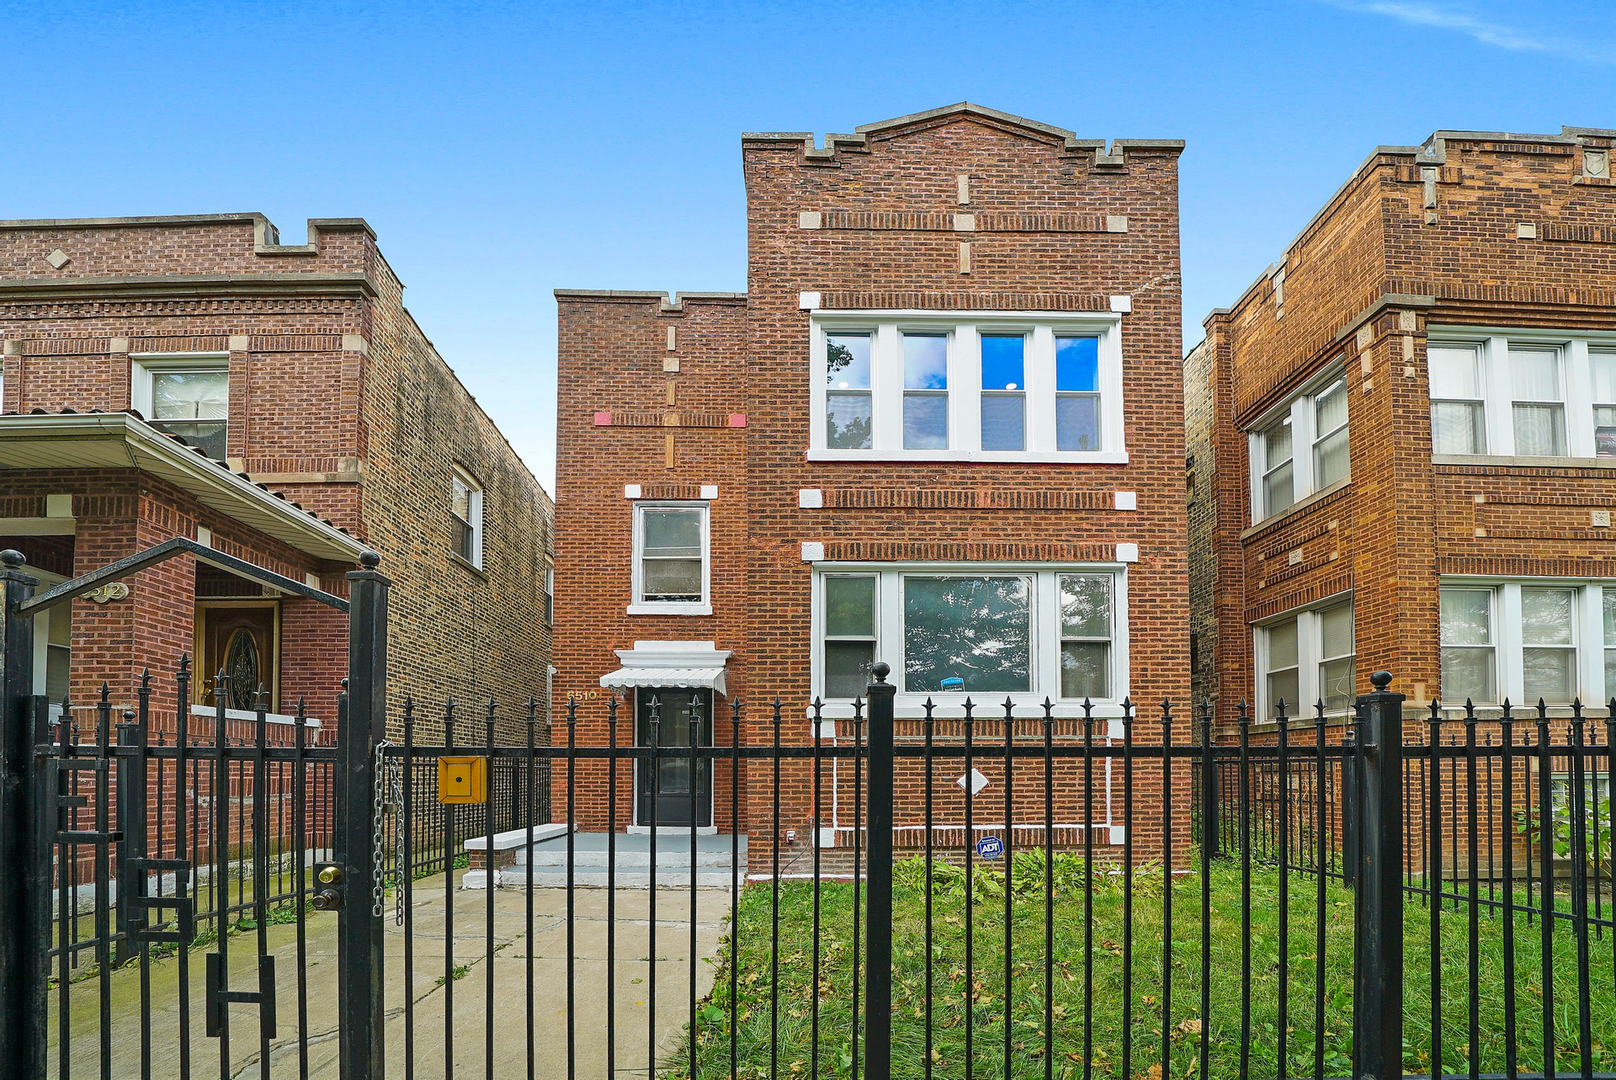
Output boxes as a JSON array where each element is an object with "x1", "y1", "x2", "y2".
[{"x1": 4, "y1": 1, "x2": 1612, "y2": 489}]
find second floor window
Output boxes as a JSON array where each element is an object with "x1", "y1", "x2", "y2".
[
  {"x1": 630, "y1": 502, "x2": 710, "y2": 614},
  {"x1": 132, "y1": 356, "x2": 228, "y2": 461},
  {"x1": 1427, "y1": 331, "x2": 1616, "y2": 460},
  {"x1": 811, "y1": 312, "x2": 1125, "y2": 462},
  {"x1": 1248, "y1": 369, "x2": 1349, "y2": 523},
  {"x1": 450, "y1": 469, "x2": 484, "y2": 568}
]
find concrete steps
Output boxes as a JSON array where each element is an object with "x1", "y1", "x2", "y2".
[{"x1": 464, "y1": 831, "x2": 746, "y2": 890}]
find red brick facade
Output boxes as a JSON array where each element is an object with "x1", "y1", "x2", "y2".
[
  {"x1": 1, "y1": 214, "x2": 553, "y2": 742},
  {"x1": 1187, "y1": 127, "x2": 1616, "y2": 732},
  {"x1": 555, "y1": 105, "x2": 1189, "y2": 865}
]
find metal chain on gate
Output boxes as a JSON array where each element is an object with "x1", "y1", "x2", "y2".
[
  {"x1": 390, "y1": 752, "x2": 407, "y2": 926},
  {"x1": 371, "y1": 739, "x2": 393, "y2": 918}
]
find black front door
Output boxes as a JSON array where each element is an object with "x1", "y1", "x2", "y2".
[{"x1": 635, "y1": 688, "x2": 712, "y2": 827}]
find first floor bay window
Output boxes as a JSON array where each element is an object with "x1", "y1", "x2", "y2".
[
  {"x1": 1439, "y1": 580, "x2": 1616, "y2": 708},
  {"x1": 812, "y1": 564, "x2": 1127, "y2": 712}
]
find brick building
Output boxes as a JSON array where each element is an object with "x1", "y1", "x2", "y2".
[
  {"x1": 555, "y1": 104, "x2": 1188, "y2": 863},
  {"x1": 0, "y1": 213, "x2": 553, "y2": 742},
  {"x1": 1187, "y1": 127, "x2": 1616, "y2": 731}
]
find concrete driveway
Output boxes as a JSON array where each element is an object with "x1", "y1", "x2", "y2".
[{"x1": 50, "y1": 869, "x2": 732, "y2": 1078}]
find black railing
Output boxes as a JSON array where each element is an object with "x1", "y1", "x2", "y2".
[{"x1": 3, "y1": 577, "x2": 1613, "y2": 1078}]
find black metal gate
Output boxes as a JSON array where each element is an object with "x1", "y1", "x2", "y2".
[
  {"x1": 4, "y1": 542, "x2": 1614, "y2": 1078},
  {"x1": 0, "y1": 542, "x2": 391, "y2": 1080}
]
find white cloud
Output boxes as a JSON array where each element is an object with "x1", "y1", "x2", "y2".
[{"x1": 1320, "y1": 1, "x2": 1614, "y2": 63}]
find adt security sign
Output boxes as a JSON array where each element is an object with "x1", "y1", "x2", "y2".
[{"x1": 975, "y1": 836, "x2": 1004, "y2": 860}]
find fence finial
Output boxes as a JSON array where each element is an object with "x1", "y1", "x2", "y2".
[
  {"x1": 1370, "y1": 670, "x2": 1392, "y2": 691},
  {"x1": 871, "y1": 661, "x2": 890, "y2": 683},
  {"x1": 0, "y1": 548, "x2": 23, "y2": 568}
]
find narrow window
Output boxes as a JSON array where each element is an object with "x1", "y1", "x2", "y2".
[
  {"x1": 825, "y1": 333, "x2": 873, "y2": 450},
  {"x1": 1439, "y1": 588, "x2": 1495, "y2": 703},
  {"x1": 636, "y1": 505, "x2": 705, "y2": 605},
  {"x1": 1604, "y1": 588, "x2": 1616, "y2": 703},
  {"x1": 1058, "y1": 573, "x2": 1112, "y2": 700},
  {"x1": 148, "y1": 365, "x2": 229, "y2": 460},
  {"x1": 1318, "y1": 602, "x2": 1355, "y2": 712},
  {"x1": 902, "y1": 575, "x2": 1031, "y2": 693},
  {"x1": 1263, "y1": 617, "x2": 1301, "y2": 714},
  {"x1": 1259, "y1": 420, "x2": 1295, "y2": 518},
  {"x1": 979, "y1": 334, "x2": 1026, "y2": 451},
  {"x1": 823, "y1": 575, "x2": 878, "y2": 699},
  {"x1": 543, "y1": 567, "x2": 554, "y2": 625},
  {"x1": 450, "y1": 470, "x2": 484, "y2": 568},
  {"x1": 1520, "y1": 586, "x2": 1576, "y2": 703},
  {"x1": 1591, "y1": 349, "x2": 1616, "y2": 458},
  {"x1": 1510, "y1": 346, "x2": 1566, "y2": 456},
  {"x1": 1055, "y1": 336, "x2": 1101, "y2": 451},
  {"x1": 902, "y1": 333, "x2": 949, "y2": 449},
  {"x1": 1428, "y1": 344, "x2": 1486, "y2": 454},
  {"x1": 1311, "y1": 378, "x2": 1349, "y2": 488}
]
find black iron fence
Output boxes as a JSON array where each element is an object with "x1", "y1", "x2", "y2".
[{"x1": 3, "y1": 544, "x2": 1614, "y2": 1078}]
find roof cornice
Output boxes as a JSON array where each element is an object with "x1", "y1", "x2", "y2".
[{"x1": 0, "y1": 272, "x2": 378, "y2": 304}]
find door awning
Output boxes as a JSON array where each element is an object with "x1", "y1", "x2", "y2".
[{"x1": 600, "y1": 641, "x2": 732, "y2": 696}]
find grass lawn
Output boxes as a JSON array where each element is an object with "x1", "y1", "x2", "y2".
[{"x1": 676, "y1": 854, "x2": 1616, "y2": 1079}]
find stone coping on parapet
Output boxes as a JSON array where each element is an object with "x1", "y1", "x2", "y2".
[
  {"x1": 553, "y1": 289, "x2": 747, "y2": 312},
  {"x1": 0, "y1": 213, "x2": 377, "y2": 255},
  {"x1": 742, "y1": 101, "x2": 1183, "y2": 166}
]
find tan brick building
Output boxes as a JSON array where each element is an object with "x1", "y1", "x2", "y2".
[
  {"x1": 0, "y1": 213, "x2": 553, "y2": 743},
  {"x1": 555, "y1": 104, "x2": 1188, "y2": 863},
  {"x1": 1187, "y1": 127, "x2": 1616, "y2": 731}
]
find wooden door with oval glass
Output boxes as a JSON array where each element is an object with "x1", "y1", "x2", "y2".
[{"x1": 194, "y1": 601, "x2": 280, "y2": 712}]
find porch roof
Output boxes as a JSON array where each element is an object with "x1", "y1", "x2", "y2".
[
  {"x1": 600, "y1": 641, "x2": 732, "y2": 696},
  {"x1": 0, "y1": 411, "x2": 371, "y2": 563}
]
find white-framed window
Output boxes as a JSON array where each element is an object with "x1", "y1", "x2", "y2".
[
  {"x1": 1605, "y1": 589, "x2": 1616, "y2": 705},
  {"x1": 450, "y1": 468, "x2": 485, "y2": 569},
  {"x1": 1255, "y1": 597, "x2": 1356, "y2": 719},
  {"x1": 1439, "y1": 579, "x2": 1616, "y2": 708},
  {"x1": 630, "y1": 502, "x2": 710, "y2": 615},
  {"x1": 1590, "y1": 348, "x2": 1616, "y2": 457},
  {"x1": 130, "y1": 354, "x2": 229, "y2": 461},
  {"x1": 1248, "y1": 367, "x2": 1349, "y2": 523},
  {"x1": 809, "y1": 311, "x2": 1126, "y2": 463},
  {"x1": 1427, "y1": 329, "x2": 1616, "y2": 460},
  {"x1": 810, "y1": 563, "x2": 1129, "y2": 714},
  {"x1": 1429, "y1": 343, "x2": 1487, "y2": 454}
]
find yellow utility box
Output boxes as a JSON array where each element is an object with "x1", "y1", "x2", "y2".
[{"x1": 437, "y1": 756, "x2": 489, "y2": 804}]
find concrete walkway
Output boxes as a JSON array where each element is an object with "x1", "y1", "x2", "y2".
[{"x1": 50, "y1": 868, "x2": 731, "y2": 1078}]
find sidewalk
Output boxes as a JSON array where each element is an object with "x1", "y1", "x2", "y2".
[{"x1": 50, "y1": 869, "x2": 732, "y2": 1078}]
